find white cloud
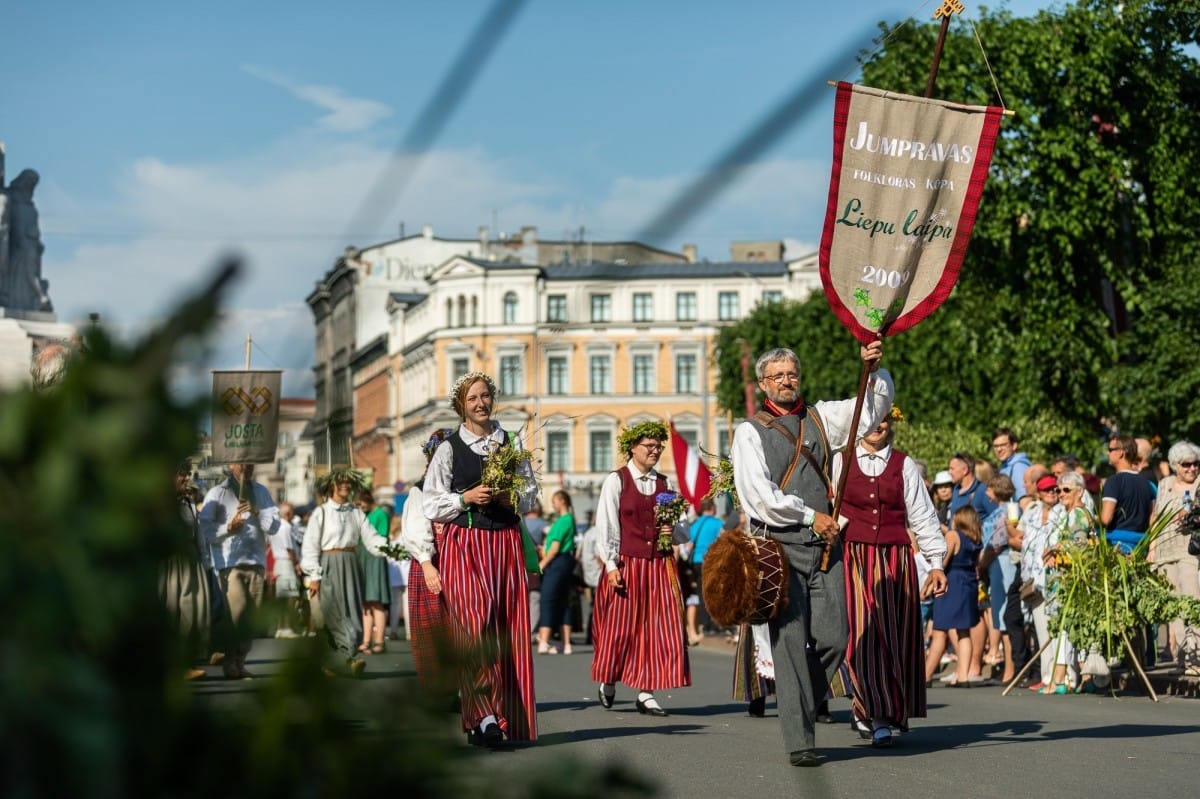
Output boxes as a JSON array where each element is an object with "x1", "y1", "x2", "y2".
[
  {"x1": 241, "y1": 64, "x2": 392, "y2": 133},
  {"x1": 40, "y1": 134, "x2": 833, "y2": 400}
]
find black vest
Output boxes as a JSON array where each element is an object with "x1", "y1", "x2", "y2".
[{"x1": 447, "y1": 430, "x2": 521, "y2": 530}]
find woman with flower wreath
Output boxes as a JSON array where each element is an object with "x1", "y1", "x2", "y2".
[
  {"x1": 591, "y1": 420, "x2": 691, "y2": 717},
  {"x1": 400, "y1": 427, "x2": 456, "y2": 700},
  {"x1": 423, "y1": 371, "x2": 538, "y2": 747},
  {"x1": 299, "y1": 467, "x2": 389, "y2": 677}
]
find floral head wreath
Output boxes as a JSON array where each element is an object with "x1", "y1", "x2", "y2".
[
  {"x1": 889, "y1": 405, "x2": 904, "y2": 422},
  {"x1": 449, "y1": 371, "x2": 499, "y2": 416},
  {"x1": 314, "y1": 467, "x2": 369, "y2": 498},
  {"x1": 421, "y1": 428, "x2": 455, "y2": 464},
  {"x1": 617, "y1": 420, "x2": 669, "y2": 457}
]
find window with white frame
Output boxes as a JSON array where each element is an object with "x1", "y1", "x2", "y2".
[
  {"x1": 503, "y1": 291, "x2": 518, "y2": 324},
  {"x1": 717, "y1": 428, "x2": 732, "y2": 457},
  {"x1": 718, "y1": 291, "x2": 740, "y2": 321},
  {"x1": 589, "y1": 430, "x2": 613, "y2": 472},
  {"x1": 499, "y1": 354, "x2": 522, "y2": 395},
  {"x1": 547, "y1": 294, "x2": 567, "y2": 323},
  {"x1": 547, "y1": 356, "x2": 568, "y2": 395},
  {"x1": 762, "y1": 289, "x2": 783, "y2": 305},
  {"x1": 547, "y1": 431, "x2": 569, "y2": 472},
  {"x1": 676, "y1": 291, "x2": 698, "y2": 321},
  {"x1": 633, "y1": 353, "x2": 654, "y2": 394},
  {"x1": 452, "y1": 358, "x2": 469, "y2": 381},
  {"x1": 675, "y1": 353, "x2": 697, "y2": 394},
  {"x1": 590, "y1": 293, "x2": 611, "y2": 323},
  {"x1": 589, "y1": 354, "x2": 612, "y2": 394},
  {"x1": 633, "y1": 292, "x2": 653, "y2": 322}
]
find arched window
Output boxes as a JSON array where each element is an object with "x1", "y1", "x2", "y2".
[
  {"x1": 470, "y1": 295, "x2": 478, "y2": 326},
  {"x1": 457, "y1": 295, "x2": 466, "y2": 328},
  {"x1": 445, "y1": 298, "x2": 453, "y2": 328},
  {"x1": 503, "y1": 291, "x2": 518, "y2": 324}
]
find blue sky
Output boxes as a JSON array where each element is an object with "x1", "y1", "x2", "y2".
[{"x1": 2, "y1": 0, "x2": 1056, "y2": 396}]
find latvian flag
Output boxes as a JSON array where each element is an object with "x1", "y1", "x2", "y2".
[{"x1": 669, "y1": 421, "x2": 713, "y2": 512}]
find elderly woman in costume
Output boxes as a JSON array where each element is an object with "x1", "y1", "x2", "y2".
[
  {"x1": 835, "y1": 409, "x2": 946, "y2": 747},
  {"x1": 591, "y1": 420, "x2": 691, "y2": 716},
  {"x1": 300, "y1": 467, "x2": 388, "y2": 677},
  {"x1": 423, "y1": 372, "x2": 538, "y2": 748},
  {"x1": 161, "y1": 462, "x2": 211, "y2": 681},
  {"x1": 401, "y1": 428, "x2": 456, "y2": 700}
]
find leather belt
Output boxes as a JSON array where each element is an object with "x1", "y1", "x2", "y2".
[
  {"x1": 322, "y1": 546, "x2": 358, "y2": 553},
  {"x1": 748, "y1": 519, "x2": 809, "y2": 535}
]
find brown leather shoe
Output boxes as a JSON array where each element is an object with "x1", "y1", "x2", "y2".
[
  {"x1": 349, "y1": 658, "x2": 367, "y2": 677},
  {"x1": 184, "y1": 668, "x2": 206, "y2": 681}
]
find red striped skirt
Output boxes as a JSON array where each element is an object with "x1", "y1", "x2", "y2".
[
  {"x1": 843, "y1": 540, "x2": 925, "y2": 730},
  {"x1": 406, "y1": 549, "x2": 452, "y2": 699},
  {"x1": 438, "y1": 521, "x2": 537, "y2": 741},
  {"x1": 591, "y1": 555, "x2": 690, "y2": 691}
]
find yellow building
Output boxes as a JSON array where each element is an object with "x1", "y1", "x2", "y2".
[{"x1": 390, "y1": 253, "x2": 820, "y2": 517}]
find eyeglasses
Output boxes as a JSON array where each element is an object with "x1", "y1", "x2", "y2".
[
  {"x1": 1107, "y1": 446, "x2": 1122, "y2": 452},
  {"x1": 637, "y1": 443, "x2": 663, "y2": 452},
  {"x1": 1055, "y1": 487, "x2": 1076, "y2": 494},
  {"x1": 762, "y1": 372, "x2": 799, "y2": 385},
  {"x1": 992, "y1": 440, "x2": 1012, "y2": 450},
  {"x1": 1180, "y1": 462, "x2": 1200, "y2": 469}
]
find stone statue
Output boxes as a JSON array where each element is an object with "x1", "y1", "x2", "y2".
[{"x1": 2, "y1": 169, "x2": 52, "y2": 313}]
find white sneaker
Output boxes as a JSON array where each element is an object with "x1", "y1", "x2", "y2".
[{"x1": 274, "y1": 629, "x2": 299, "y2": 639}]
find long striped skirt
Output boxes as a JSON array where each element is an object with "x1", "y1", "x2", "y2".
[
  {"x1": 843, "y1": 540, "x2": 925, "y2": 731},
  {"x1": 591, "y1": 555, "x2": 691, "y2": 691},
  {"x1": 732, "y1": 623, "x2": 775, "y2": 701},
  {"x1": 407, "y1": 551, "x2": 453, "y2": 699},
  {"x1": 438, "y1": 522, "x2": 537, "y2": 742}
]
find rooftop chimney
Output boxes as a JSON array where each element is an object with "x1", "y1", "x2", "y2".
[{"x1": 682, "y1": 244, "x2": 697, "y2": 263}]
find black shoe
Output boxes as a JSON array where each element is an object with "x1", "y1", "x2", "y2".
[
  {"x1": 789, "y1": 749, "x2": 822, "y2": 767},
  {"x1": 598, "y1": 685, "x2": 614, "y2": 709},
  {"x1": 636, "y1": 697, "x2": 668, "y2": 717},
  {"x1": 748, "y1": 696, "x2": 766, "y2": 717},
  {"x1": 466, "y1": 729, "x2": 483, "y2": 747},
  {"x1": 871, "y1": 727, "x2": 893, "y2": 748},
  {"x1": 815, "y1": 700, "x2": 834, "y2": 724},
  {"x1": 481, "y1": 722, "x2": 504, "y2": 748}
]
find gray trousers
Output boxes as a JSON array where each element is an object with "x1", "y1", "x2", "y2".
[{"x1": 770, "y1": 539, "x2": 848, "y2": 754}]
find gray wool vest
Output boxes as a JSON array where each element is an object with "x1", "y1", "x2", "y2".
[{"x1": 746, "y1": 408, "x2": 832, "y2": 547}]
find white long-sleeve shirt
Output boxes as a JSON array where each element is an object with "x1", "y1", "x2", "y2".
[
  {"x1": 401, "y1": 485, "x2": 435, "y2": 564},
  {"x1": 300, "y1": 499, "x2": 385, "y2": 580},
  {"x1": 832, "y1": 443, "x2": 945, "y2": 571},
  {"x1": 732, "y1": 368, "x2": 894, "y2": 529},
  {"x1": 423, "y1": 423, "x2": 537, "y2": 522},
  {"x1": 198, "y1": 478, "x2": 281, "y2": 570}
]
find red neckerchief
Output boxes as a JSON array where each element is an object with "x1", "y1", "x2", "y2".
[{"x1": 762, "y1": 398, "x2": 805, "y2": 418}]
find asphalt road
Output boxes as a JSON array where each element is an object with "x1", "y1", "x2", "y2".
[{"x1": 194, "y1": 635, "x2": 1200, "y2": 799}]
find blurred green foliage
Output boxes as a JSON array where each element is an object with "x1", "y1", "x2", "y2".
[{"x1": 0, "y1": 262, "x2": 654, "y2": 799}]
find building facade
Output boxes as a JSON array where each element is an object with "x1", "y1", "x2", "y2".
[
  {"x1": 306, "y1": 224, "x2": 689, "y2": 498},
  {"x1": 386, "y1": 252, "x2": 821, "y2": 519}
]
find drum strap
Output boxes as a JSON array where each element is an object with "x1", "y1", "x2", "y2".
[{"x1": 752, "y1": 408, "x2": 832, "y2": 497}]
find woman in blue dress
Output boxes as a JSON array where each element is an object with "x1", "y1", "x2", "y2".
[{"x1": 924, "y1": 506, "x2": 983, "y2": 687}]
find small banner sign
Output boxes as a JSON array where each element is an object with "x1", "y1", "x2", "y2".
[
  {"x1": 211, "y1": 370, "x2": 282, "y2": 464},
  {"x1": 819, "y1": 82, "x2": 1004, "y2": 343}
]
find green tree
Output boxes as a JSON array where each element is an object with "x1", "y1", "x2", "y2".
[{"x1": 715, "y1": 1, "x2": 1200, "y2": 462}]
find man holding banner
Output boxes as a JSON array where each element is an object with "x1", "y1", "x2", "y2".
[
  {"x1": 730, "y1": 342, "x2": 891, "y2": 767},
  {"x1": 203, "y1": 368, "x2": 284, "y2": 679},
  {"x1": 198, "y1": 462, "x2": 281, "y2": 679}
]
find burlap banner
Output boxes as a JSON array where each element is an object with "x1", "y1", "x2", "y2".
[
  {"x1": 211, "y1": 370, "x2": 282, "y2": 464},
  {"x1": 819, "y1": 82, "x2": 1003, "y2": 343}
]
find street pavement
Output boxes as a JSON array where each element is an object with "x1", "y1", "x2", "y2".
[{"x1": 193, "y1": 634, "x2": 1200, "y2": 799}]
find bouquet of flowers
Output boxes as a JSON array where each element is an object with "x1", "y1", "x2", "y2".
[
  {"x1": 702, "y1": 452, "x2": 739, "y2": 508},
  {"x1": 378, "y1": 541, "x2": 410, "y2": 561},
  {"x1": 480, "y1": 436, "x2": 534, "y2": 508},
  {"x1": 654, "y1": 491, "x2": 690, "y2": 552}
]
